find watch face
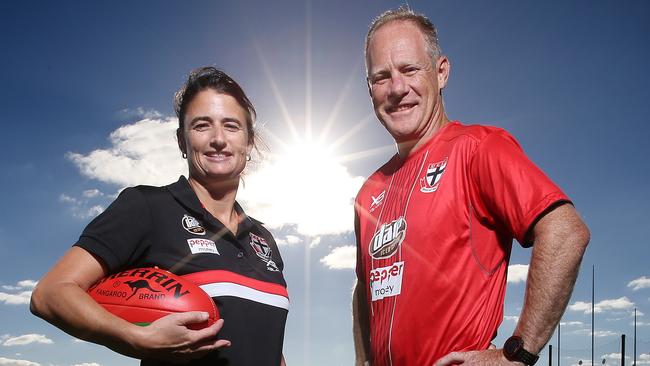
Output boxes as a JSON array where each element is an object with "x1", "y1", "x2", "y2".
[{"x1": 504, "y1": 336, "x2": 523, "y2": 358}]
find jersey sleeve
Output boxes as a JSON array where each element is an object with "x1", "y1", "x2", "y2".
[
  {"x1": 469, "y1": 129, "x2": 571, "y2": 246},
  {"x1": 74, "y1": 187, "x2": 153, "y2": 272}
]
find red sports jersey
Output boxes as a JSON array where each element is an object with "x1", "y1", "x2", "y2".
[{"x1": 355, "y1": 122, "x2": 570, "y2": 366}]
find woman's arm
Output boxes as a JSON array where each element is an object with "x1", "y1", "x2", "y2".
[{"x1": 31, "y1": 246, "x2": 230, "y2": 363}]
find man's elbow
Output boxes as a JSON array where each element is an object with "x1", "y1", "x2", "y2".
[
  {"x1": 567, "y1": 216, "x2": 590, "y2": 254},
  {"x1": 30, "y1": 284, "x2": 45, "y2": 319}
]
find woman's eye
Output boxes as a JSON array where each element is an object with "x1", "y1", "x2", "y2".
[
  {"x1": 194, "y1": 123, "x2": 210, "y2": 131},
  {"x1": 224, "y1": 123, "x2": 241, "y2": 131}
]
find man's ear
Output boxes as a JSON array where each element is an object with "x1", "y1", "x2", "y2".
[{"x1": 437, "y1": 55, "x2": 450, "y2": 90}]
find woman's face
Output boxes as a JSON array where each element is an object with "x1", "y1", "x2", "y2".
[{"x1": 180, "y1": 89, "x2": 252, "y2": 183}]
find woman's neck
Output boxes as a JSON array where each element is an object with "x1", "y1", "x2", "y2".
[{"x1": 188, "y1": 176, "x2": 240, "y2": 234}]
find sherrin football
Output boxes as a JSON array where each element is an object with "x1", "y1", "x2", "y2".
[{"x1": 88, "y1": 267, "x2": 218, "y2": 330}]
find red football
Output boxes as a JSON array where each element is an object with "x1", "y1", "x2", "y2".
[{"x1": 88, "y1": 267, "x2": 218, "y2": 330}]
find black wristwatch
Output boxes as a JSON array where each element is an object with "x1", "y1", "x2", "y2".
[{"x1": 503, "y1": 336, "x2": 539, "y2": 365}]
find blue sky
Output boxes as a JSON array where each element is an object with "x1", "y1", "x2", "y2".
[{"x1": 1, "y1": 1, "x2": 649, "y2": 365}]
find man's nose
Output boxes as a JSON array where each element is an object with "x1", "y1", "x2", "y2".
[{"x1": 388, "y1": 73, "x2": 408, "y2": 100}]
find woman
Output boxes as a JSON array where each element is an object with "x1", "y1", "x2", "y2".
[{"x1": 30, "y1": 67, "x2": 288, "y2": 365}]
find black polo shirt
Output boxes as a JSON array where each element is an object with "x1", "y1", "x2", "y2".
[{"x1": 76, "y1": 176, "x2": 288, "y2": 366}]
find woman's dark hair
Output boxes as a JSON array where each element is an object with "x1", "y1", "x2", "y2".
[{"x1": 174, "y1": 67, "x2": 257, "y2": 146}]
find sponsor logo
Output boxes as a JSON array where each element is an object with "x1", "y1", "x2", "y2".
[
  {"x1": 369, "y1": 261, "x2": 405, "y2": 301},
  {"x1": 123, "y1": 279, "x2": 162, "y2": 300},
  {"x1": 369, "y1": 217, "x2": 407, "y2": 259},
  {"x1": 91, "y1": 268, "x2": 191, "y2": 300},
  {"x1": 369, "y1": 190, "x2": 385, "y2": 213},
  {"x1": 266, "y1": 259, "x2": 280, "y2": 272},
  {"x1": 182, "y1": 214, "x2": 206, "y2": 235},
  {"x1": 420, "y1": 157, "x2": 448, "y2": 193},
  {"x1": 187, "y1": 238, "x2": 219, "y2": 255},
  {"x1": 250, "y1": 233, "x2": 272, "y2": 261}
]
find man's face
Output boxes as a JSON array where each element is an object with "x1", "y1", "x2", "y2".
[{"x1": 367, "y1": 21, "x2": 447, "y2": 144}]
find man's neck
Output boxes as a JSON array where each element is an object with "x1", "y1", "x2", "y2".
[{"x1": 396, "y1": 113, "x2": 450, "y2": 159}]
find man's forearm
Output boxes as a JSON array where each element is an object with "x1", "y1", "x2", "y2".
[
  {"x1": 352, "y1": 281, "x2": 371, "y2": 365},
  {"x1": 514, "y1": 204, "x2": 590, "y2": 353}
]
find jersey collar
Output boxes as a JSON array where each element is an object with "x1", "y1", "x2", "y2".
[{"x1": 166, "y1": 176, "x2": 256, "y2": 238}]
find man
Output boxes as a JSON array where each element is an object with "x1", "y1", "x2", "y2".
[{"x1": 352, "y1": 7, "x2": 590, "y2": 366}]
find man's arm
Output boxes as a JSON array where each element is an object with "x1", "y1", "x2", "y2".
[
  {"x1": 31, "y1": 246, "x2": 230, "y2": 363},
  {"x1": 435, "y1": 203, "x2": 590, "y2": 365},
  {"x1": 353, "y1": 278, "x2": 372, "y2": 366}
]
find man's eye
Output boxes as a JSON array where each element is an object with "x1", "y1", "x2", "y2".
[
  {"x1": 403, "y1": 67, "x2": 418, "y2": 76},
  {"x1": 371, "y1": 75, "x2": 389, "y2": 85}
]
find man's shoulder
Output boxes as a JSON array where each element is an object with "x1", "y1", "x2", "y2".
[
  {"x1": 441, "y1": 121, "x2": 511, "y2": 143},
  {"x1": 355, "y1": 155, "x2": 398, "y2": 205}
]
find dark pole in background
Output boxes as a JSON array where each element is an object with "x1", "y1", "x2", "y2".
[
  {"x1": 634, "y1": 308, "x2": 637, "y2": 366},
  {"x1": 558, "y1": 323, "x2": 561, "y2": 366},
  {"x1": 621, "y1": 334, "x2": 626, "y2": 366},
  {"x1": 549, "y1": 344, "x2": 553, "y2": 366},
  {"x1": 592, "y1": 265, "x2": 595, "y2": 366}
]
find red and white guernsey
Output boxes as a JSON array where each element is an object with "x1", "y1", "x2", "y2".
[{"x1": 355, "y1": 122, "x2": 570, "y2": 366}]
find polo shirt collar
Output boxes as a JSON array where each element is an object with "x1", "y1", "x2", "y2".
[{"x1": 166, "y1": 176, "x2": 255, "y2": 238}]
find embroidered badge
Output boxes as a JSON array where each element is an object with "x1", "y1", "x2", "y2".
[
  {"x1": 181, "y1": 214, "x2": 206, "y2": 235},
  {"x1": 250, "y1": 233, "x2": 272, "y2": 261},
  {"x1": 420, "y1": 158, "x2": 448, "y2": 193}
]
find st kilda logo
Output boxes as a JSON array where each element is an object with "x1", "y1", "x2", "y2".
[
  {"x1": 182, "y1": 214, "x2": 206, "y2": 235},
  {"x1": 420, "y1": 157, "x2": 448, "y2": 193},
  {"x1": 369, "y1": 217, "x2": 407, "y2": 259},
  {"x1": 249, "y1": 233, "x2": 272, "y2": 261}
]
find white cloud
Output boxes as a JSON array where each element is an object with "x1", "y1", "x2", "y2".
[
  {"x1": 504, "y1": 315, "x2": 519, "y2": 322},
  {"x1": 16, "y1": 281, "x2": 36, "y2": 289},
  {"x1": 118, "y1": 107, "x2": 163, "y2": 120},
  {"x1": 59, "y1": 194, "x2": 106, "y2": 219},
  {"x1": 639, "y1": 354, "x2": 650, "y2": 365},
  {"x1": 0, "y1": 357, "x2": 40, "y2": 366},
  {"x1": 276, "y1": 235, "x2": 302, "y2": 246},
  {"x1": 560, "y1": 321, "x2": 583, "y2": 327},
  {"x1": 0, "y1": 291, "x2": 31, "y2": 305},
  {"x1": 628, "y1": 276, "x2": 650, "y2": 291},
  {"x1": 320, "y1": 246, "x2": 356, "y2": 270},
  {"x1": 71, "y1": 363, "x2": 102, "y2": 366},
  {"x1": 568, "y1": 297, "x2": 634, "y2": 314},
  {"x1": 0, "y1": 281, "x2": 34, "y2": 291},
  {"x1": 82, "y1": 189, "x2": 102, "y2": 198},
  {"x1": 2, "y1": 334, "x2": 53, "y2": 346},
  {"x1": 572, "y1": 329, "x2": 617, "y2": 337},
  {"x1": 507, "y1": 264, "x2": 528, "y2": 284},
  {"x1": 67, "y1": 117, "x2": 186, "y2": 187}
]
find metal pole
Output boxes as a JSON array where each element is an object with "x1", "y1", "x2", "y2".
[
  {"x1": 558, "y1": 323, "x2": 561, "y2": 366},
  {"x1": 634, "y1": 308, "x2": 637, "y2": 366},
  {"x1": 549, "y1": 344, "x2": 553, "y2": 366},
  {"x1": 592, "y1": 265, "x2": 595, "y2": 366},
  {"x1": 622, "y1": 334, "x2": 626, "y2": 366}
]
